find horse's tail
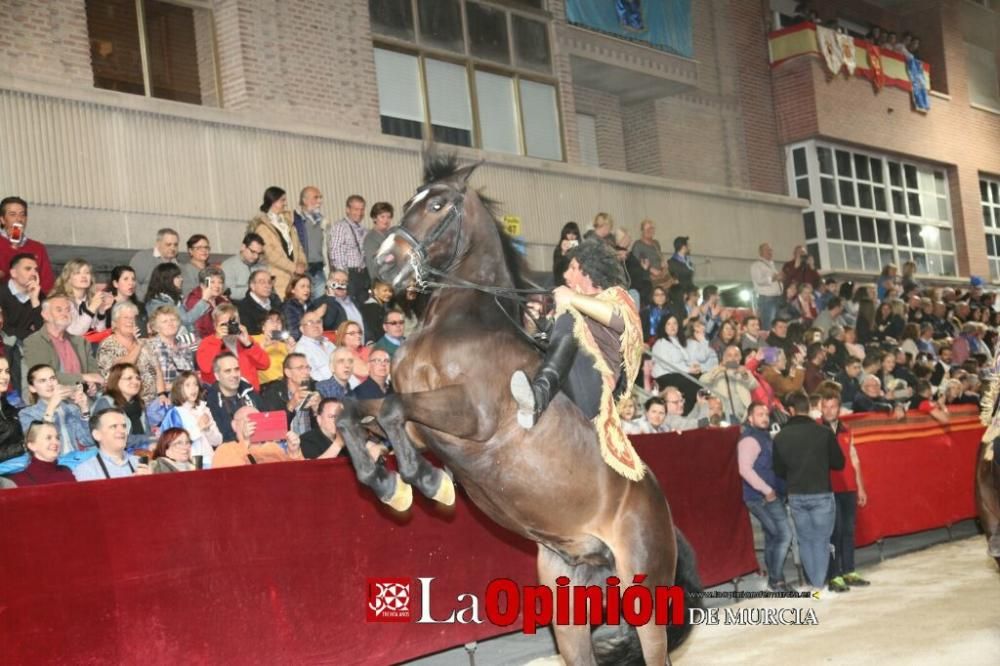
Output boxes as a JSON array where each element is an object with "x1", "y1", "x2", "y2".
[{"x1": 592, "y1": 528, "x2": 704, "y2": 665}]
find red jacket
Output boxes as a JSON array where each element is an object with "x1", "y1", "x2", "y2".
[
  {"x1": 183, "y1": 286, "x2": 229, "y2": 339},
  {"x1": 0, "y1": 237, "x2": 55, "y2": 293},
  {"x1": 195, "y1": 335, "x2": 269, "y2": 391}
]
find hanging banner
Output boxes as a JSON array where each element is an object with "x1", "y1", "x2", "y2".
[
  {"x1": 867, "y1": 43, "x2": 886, "y2": 91},
  {"x1": 816, "y1": 25, "x2": 844, "y2": 75},
  {"x1": 839, "y1": 32, "x2": 857, "y2": 75},
  {"x1": 908, "y1": 55, "x2": 930, "y2": 112},
  {"x1": 565, "y1": 0, "x2": 693, "y2": 57}
]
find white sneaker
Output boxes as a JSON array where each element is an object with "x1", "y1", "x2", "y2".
[{"x1": 510, "y1": 371, "x2": 536, "y2": 428}]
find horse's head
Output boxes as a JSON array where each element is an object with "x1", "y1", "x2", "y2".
[{"x1": 376, "y1": 154, "x2": 485, "y2": 292}]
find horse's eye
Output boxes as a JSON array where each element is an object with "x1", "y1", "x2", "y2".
[{"x1": 430, "y1": 201, "x2": 443, "y2": 212}]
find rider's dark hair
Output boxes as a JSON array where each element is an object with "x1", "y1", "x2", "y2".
[{"x1": 565, "y1": 240, "x2": 626, "y2": 290}]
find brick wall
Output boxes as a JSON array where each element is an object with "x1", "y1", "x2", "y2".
[
  {"x1": 1, "y1": 0, "x2": 93, "y2": 88},
  {"x1": 572, "y1": 85, "x2": 626, "y2": 171},
  {"x1": 622, "y1": 99, "x2": 661, "y2": 176}
]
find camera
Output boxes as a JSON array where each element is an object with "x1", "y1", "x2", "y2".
[
  {"x1": 226, "y1": 319, "x2": 241, "y2": 335},
  {"x1": 697, "y1": 389, "x2": 712, "y2": 400},
  {"x1": 270, "y1": 329, "x2": 291, "y2": 342}
]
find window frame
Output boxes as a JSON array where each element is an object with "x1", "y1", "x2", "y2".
[
  {"x1": 788, "y1": 140, "x2": 956, "y2": 277},
  {"x1": 981, "y1": 175, "x2": 1000, "y2": 280},
  {"x1": 370, "y1": 0, "x2": 564, "y2": 160}
]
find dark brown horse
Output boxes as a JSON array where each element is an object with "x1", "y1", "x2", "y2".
[
  {"x1": 975, "y1": 440, "x2": 1000, "y2": 569},
  {"x1": 335, "y1": 154, "x2": 701, "y2": 664}
]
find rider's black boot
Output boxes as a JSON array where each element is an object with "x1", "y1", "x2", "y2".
[{"x1": 510, "y1": 333, "x2": 578, "y2": 428}]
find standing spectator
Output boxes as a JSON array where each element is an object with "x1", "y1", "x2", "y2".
[
  {"x1": 103, "y1": 265, "x2": 146, "y2": 333},
  {"x1": 182, "y1": 267, "x2": 230, "y2": 339},
  {"x1": 4, "y1": 422, "x2": 76, "y2": 486},
  {"x1": 204, "y1": 352, "x2": 263, "y2": 442},
  {"x1": 819, "y1": 389, "x2": 871, "y2": 593},
  {"x1": 179, "y1": 234, "x2": 212, "y2": 294},
  {"x1": 282, "y1": 274, "x2": 313, "y2": 340},
  {"x1": 751, "y1": 242, "x2": 783, "y2": 330},
  {"x1": 584, "y1": 212, "x2": 615, "y2": 247},
  {"x1": 150, "y1": 428, "x2": 196, "y2": 473},
  {"x1": 876, "y1": 264, "x2": 899, "y2": 301},
  {"x1": 667, "y1": 236, "x2": 694, "y2": 290},
  {"x1": 147, "y1": 305, "x2": 197, "y2": 388},
  {"x1": 640, "y1": 286, "x2": 670, "y2": 343},
  {"x1": 738, "y1": 402, "x2": 791, "y2": 591},
  {"x1": 635, "y1": 396, "x2": 668, "y2": 434},
  {"x1": 261, "y1": 353, "x2": 321, "y2": 433},
  {"x1": 335, "y1": 320, "x2": 369, "y2": 381},
  {"x1": 221, "y1": 232, "x2": 267, "y2": 300},
  {"x1": 361, "y1": 280, "x2": 394, "y2": 345},
  {"x1": 0, "y1": 197, "x2": 55, "y2": 293},
  {"x1": 252, "y1": 311, "x2": 296, "y2": 387},
  {"x1": 614, "y1": 230, "x2": 649, "y2": 307},
  {"x1": 782, "y1": 245, "x2": 820, "y2": 290},
  {"x1": 91, "y1": 362, "x2": 158, "y2": 450},
  {"x1": 319, "y1": 269, "x2": 364, "y2": 337},
  {"x1": 296, "y1": 310, "x2": 337, "y2": 382},
  {"x1": 1, "y1": 253, "x2": 44, "y2": 342},
  {"x1": 773, "y1": 392, "x2": 845, "y2": 595},
  {"x1": 900, "y1": 260, "x2": 920, "y2": 294},
  {"x1": 373, "y1": 309, "x2": 406, "y2": 358},
  {"x1": 19, "y1": 364, "x2": 94, "y2": 455},
  {"x1": 552, "y1": 222, "x2": 581, "y2": 286},
  {"x1": 293, "y1": 186, "x2": 328, "y2": 297},
  {"x1": 249, "y1": 186, "x2": 306, "y2": 298},
  {"x1": 363, "y1": 202, "x2": 394, "y2": 285},
  {"x1": 72, "y1": 408, "x2": 152, "y2": 481},
  {"x1": 327, "y1": 194, "x2": 370, "y2": 304},
  {"x1": 194, "y1": 304, "x2": 269, "y2": 390},
  {"x1": 144, "y1": 263, "x2": 212, "y2": 332},
  {"x1": 237, "y1": 269, "x2": 282, "y2": 335},
  {"x1": 353, "y1": 348, "x2": 392, "y2": 399},
  {"x1": 317, "y1": 347, "x2": 357, "y2": 399},
  {"x1": 129, "y1": 228, "x2": 180, "y2": 300},
  {"x1": 97, "y1": 302, "x2": 165, "y2": 404},
  {"x1": 630, "y1": 219, "x2": 667, "y2": 288},
  {"x1": 301, "y1": 398, "x2": 346, "y2": 459},
  {"x1": 23, "y1": 296, "x2": 104, "y2": 386},
  {"x1": 162, "y1": 371, "x2": 222, "y2": 466},
  {"x1": 48, "y1": 259, "x2": 112, "y2": 336}
]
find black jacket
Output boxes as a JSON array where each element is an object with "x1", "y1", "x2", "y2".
[
  {"x1": 0, "y1": 284, "x2": 43, "y2": 341},
  {"x1": 237, "y1": 294, "x2": 282, "y2": 335},
  {"x1": 0, "y1": 396, "x2": 24, "y2": 462},
  {"x1": 773, "y1": 415, "x2": 845, "y2": 494},
  {"x1": 205, "y1": 380, "x2": 262, "y2": 442}
]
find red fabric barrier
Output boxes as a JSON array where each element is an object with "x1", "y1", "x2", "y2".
[
  {"x1": 842, "y1": 406, "x2": 983, "y2": 546},
  {"x1": 0, "y1": 429, "x2": 755, "y2": 665}
]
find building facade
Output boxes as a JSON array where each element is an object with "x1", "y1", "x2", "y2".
[{"x1": 1, "y1": 0, "x2": 998, "y2": 286}]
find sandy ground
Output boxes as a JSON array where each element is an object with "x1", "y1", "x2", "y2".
[{"x1": 521, "y1": 536, "x2": 999, "y2": 666}]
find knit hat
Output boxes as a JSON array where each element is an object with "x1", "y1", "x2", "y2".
[{"x1": 760, "y1": 346, "x2": 782, "y2": 365}]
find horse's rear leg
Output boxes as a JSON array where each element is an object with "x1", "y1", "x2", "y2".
[
  {"x1": 337, "y1": 397, "x2": 413, "y2": 512},
  {"x1": 537, "y1": 546, "x2": 596, "y2": 666},
  {"x1": 376, "y1": 393, "x2": 456, "y2": 505}
]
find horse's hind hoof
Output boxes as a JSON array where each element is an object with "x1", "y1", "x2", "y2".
[
  {"x1": 431, "y1": 472, "x2": 456, "y2": 506},
  {"x1": 384, "y1": 476, "x2": 413, "y2": 512}
]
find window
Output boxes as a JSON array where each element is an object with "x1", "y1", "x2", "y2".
[
  {"x1": 577, "y1": 113, "x2": 599, "y2": 167},
  {"x1": 966, "y1": 42, "x2": 1000, "y2": 109},
  {"x1": 369, "y1": 0, "x2": 562, "y2": 159},
  {"x1": 791, "y1": 141, "x2": 956, "y2": 276},
  {"x1": 85, "y1": 0, "x2": 219, "y2": 105},
  {"x1": 982, "y1": 176, "x2": 1000, "y2": 279}
]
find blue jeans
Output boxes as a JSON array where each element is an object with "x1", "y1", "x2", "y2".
[
  {"x1": 757, "y1": 294, "x2": 782, "y2": 331},
  {"x1": 828, "y1": 491, "x2": 858, "y2": 579},
  {"x1": 788, "y1": 493, "x2": 836, "y2": 588},
  {"x1": 745, "y1": 497, "x2": 793, "y2": 586}
]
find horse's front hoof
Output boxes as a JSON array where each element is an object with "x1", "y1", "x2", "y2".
[
  {"x1": 431, "y1": 472, "x2": 456, "y2": 506},
  {"x1": 384, "y1": 476, "x2": 413, "y2": 512}
]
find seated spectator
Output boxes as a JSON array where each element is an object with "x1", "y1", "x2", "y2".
[
  {"x1": 876, "y1": 351, "x2": 914, "y2": 402},
  {"x1": 147, "y1": 305, "x2": 198, "y2": 389},
  {"x1": 92, "y1": 363, "x2": 159, "y2": 450},
  {"x1": 0, "y1": 197, "x2": 55, "y2": 293},
  {"x1": 317, "y1": 347, "x2": 357, "y2": 399},
  {"x1": 0, "y1": 304, "x2": 21, "y2": 395},
  {"x1": 700, "y1": 344, "x2": 758, "y2": 423},
  {"x1": 747, "y1": 346, "x2": 804, "y2": 407},
  {"x1": 765, "y1": 317, "x2": 797, "y2": 360},
  {"x1": 194, "y1": 304, "x2": 269, "y2": 390},
  {"x1": 144, "y1": 262, "x2": 212, "y2": 332},
  {"x1": 776, "y1": 282, "x2": 802, "y2": 324},
  {"x1": 0, "y1": 356, "x2": 24, "y2": 463},
  {"x1": 252, "y1": 310, "x2": 295, "y2": 386},
  {"x1": 640, "y1": 286, "x2": 670, "y2": 343},
  {"x1": 48, "y1": 259, "x2": 112, "y2": 336},
  {"x1": 617, "y1": 394, "x2": 642, "y2": 435},
  {"x1": 3, "y1": 421, "x2": 76, "y2": 486},
  {"x1": 150, "y1": 428, "x2": 197, "y2": 473},
  {"x1": 162, "y1": 371, "x2": 222, "y2": 467},
  {"x1": 221, "y1": 232, "x2": 267, "y2": 300},
  {"x1": 353, "y1": 348, "x2": 392, "y2": 399},
  {"x1": 916, "y1": 323, "x2": 937, "y2": 359},
  {"x1": 710, "y1": 319, "x2": 739, "y2": 361},
  {"x1": 834, "y1": 357, "x2": 863, "y2": 408},
  {"x1": 130, "y1": 228, "x2": 179, "y2": 300},
  {"x1": 740, "y1": 316, "x2": 763, "y2": 353},
  {"x1": 205, "y1": 352, "x2": 263, "y2": 442},
  {"x1": 73, "y1": 408, "x2": 152, "y2": 481},
  {"x1": 912, "y1": 380, "x2": 949, "y2": 424},
  {"x1": 361, "y1": 280, "x2": 395, "y2": 344},
  {"x1": 97, "y1": 302, "x2": 165, "y2": 404},
  {"x1": 237, "y1": 269, "x2": 282, "y2": 335},
  {"x1": 301, "y1": 398, "x2": 347, "y2": 459},
  {"x1": 373, "y1": 309, "x2": 406, "y2": 358},
  {"x1": 179, "y1": 234, "x2": 212, "y2": 294},
  {"x1": 261, "y1": 353, "x2": 320, "y2": 433},
  {"x1": 297, "y1": 310, "x2": 337, "y2": 382},
  {"x1": 803, "y1": 342, "x2": 828, "y2": 394},
  {"x1": 853, "y1": 375, "x2": 905, "y2": 419},
  {"x1": 636, "y1": 396, "x2": 668, "y2": 434},
  {"x1": 23, "y1": 295, "x2": 104, "y2": 386},
  {"x1": 685, "y1": 320, "x2": 718, "y2": 374},
  {"x1": 183, "y1": 267, "x2": 230, "y2": 339},
  {"x1": 873, "y1": 301, "x2": 904, "y2": 342},
  {"x1": 213, "y1": 405, "x2": 304, "y2": 467},
  {"x1": 282, "y1": 274, "x2": 314, "y2": 340},
  {"x1": 337, "y1": 320, "x2": 370, "y2": 381},
  {"x1": 661, "y1": 386, "x2": 710, "y2": 432},
  {"x1": 0, "y1": 253, "x2": 44, "y2": 342},
  {"x1": 19, "y1": 364, "x2": 94, "y2": 455},
  {"x1": 651, "y1": 315, "x2": 696, "y2": 389},
  {"x1": 317, "y1": 269, "x2": 364, "y2": 336},
  {"x1": 812, "y1": 297, "x2": 843, "y2": 336},
  {"x1": 843, "y1": 326, "x2": 865, "y2": 361}
]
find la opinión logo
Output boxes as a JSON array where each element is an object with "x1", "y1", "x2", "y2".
[{"x1": 366, "y1": 575, "x2": 685, "y2": 632}]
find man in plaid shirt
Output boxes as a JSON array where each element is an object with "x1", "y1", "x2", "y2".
[{"x1": 326, "y1": 194, "x2": 369, "y2": 304}]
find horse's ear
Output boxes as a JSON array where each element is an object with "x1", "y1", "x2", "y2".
[{"x1": 454, "y1": 160, "x2": 485, "y2": 184}]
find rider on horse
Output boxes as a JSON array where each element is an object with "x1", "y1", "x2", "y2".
[{"x1": 511, "y1": 240, "x2": 645, "y2": 478}]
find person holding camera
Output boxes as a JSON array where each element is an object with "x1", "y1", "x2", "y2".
[
  {"x1": 251, "y1": 310, "x2": 296, "y2": 386},
  {"x1": 700, "y1": 344, "x2": 758, "y2": 423},
  {"x1": 262, "y1": 352, "x2": 320, "y2": 434},
  {"x1": 194, "y1": 304, "x2": 269, "y2": 391},
  {"x1": 144, "y1": 263, "x2": 214, "y2": 332},
  {"x1": 182, "y1": 267, "x2": 230, "y2": 339}
]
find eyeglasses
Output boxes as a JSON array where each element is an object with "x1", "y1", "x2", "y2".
[
  {"x1": 287, "y1": 365, "x2": 309, "y2": 371},
  {"x1": 191, "y1": 244, "x2": 211, "y2": 251},
  {"x1": 329, "y1": 283, "x2": 348, "y2": 290},
  {"x1": 370, "y1": 358, "x2": 390, "y2": 364},
  {"x1": 302, "y1": 320, "x2": 322, "y2": 327},
  {"x1": 386, "y1": 320, "x2": 404, "y2": 325}
]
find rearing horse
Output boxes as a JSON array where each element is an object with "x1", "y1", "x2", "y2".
[{"x1": 336, "y1": 154, "x2": 701, "y2": 664}]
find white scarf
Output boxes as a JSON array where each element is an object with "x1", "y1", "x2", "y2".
[{"x1": 268, "y1": 212, "x2": 294, "y2": 257}]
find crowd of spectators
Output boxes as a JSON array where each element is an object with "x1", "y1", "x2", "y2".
[
  {"x1": 787, "y1": 1, "x2": 923, "y2": 60},
  {"x1": 0, "y1": 190, "x2": 406, "y2": 484}
]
